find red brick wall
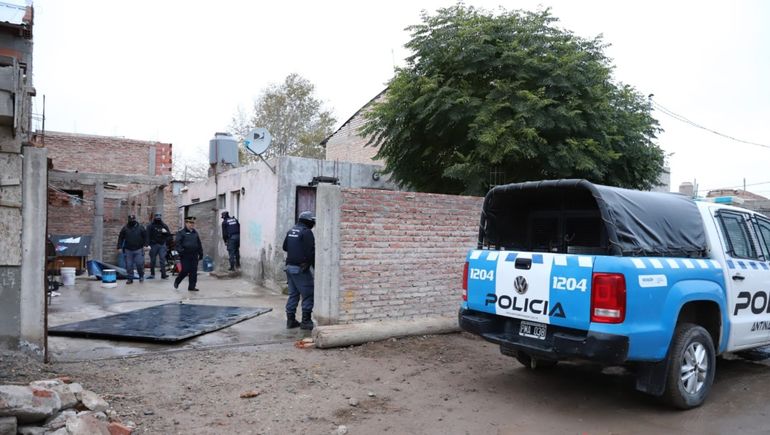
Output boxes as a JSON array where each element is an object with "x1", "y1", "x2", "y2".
[
  {"x1": 47, "y1": 186, "x2": 95, "y2": 236},
  {"x1": 337, "y1": 188, "x2": 483, "y2": 323},
  {"x1": 43, "y1": 131, "x2": 172, "y2": 176},
  {"x1": 44, "y1": 131, "x2": 175, "y2": 262}
]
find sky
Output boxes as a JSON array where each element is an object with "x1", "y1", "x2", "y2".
[{"x1": 27, "y1": 0, "x2": 770, "y2": 195}]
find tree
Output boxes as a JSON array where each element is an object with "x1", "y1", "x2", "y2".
[
  {"x1": 230, "y1": 73, "x2": 336, "y2": 163},
  {"x1": 362, "y1": 6, "x2": 665, "y2": 195},
  {"x1": 172, "y1": 152, "x2": 209, "y2": 182}
]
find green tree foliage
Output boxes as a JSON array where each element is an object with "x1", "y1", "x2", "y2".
[
  {"x1": 230, "y1": 73, "x2": 336, "y2": 162},
  {"x1": 362, "y1": 6, "x2": 664, "y2": 195}
]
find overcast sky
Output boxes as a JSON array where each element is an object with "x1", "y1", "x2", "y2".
[{"x1": 28, "y1": 0, "x2": 770, "y2": 195}]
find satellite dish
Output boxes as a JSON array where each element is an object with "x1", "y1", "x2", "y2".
[{"x1": 244, "y1": 128, "x2": 272, "y2": 155}]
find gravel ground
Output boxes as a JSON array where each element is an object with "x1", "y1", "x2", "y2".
[{"x1": 3, "y1": 333, "x2": 770, "y2": 435}]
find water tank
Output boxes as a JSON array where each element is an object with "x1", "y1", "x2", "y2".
[
  {"x1": 209, "y1": 132, "x2": 239, "y2": 167},
  {"x1": 679, "y1": 182, "x2": 694, "y2": 197}
]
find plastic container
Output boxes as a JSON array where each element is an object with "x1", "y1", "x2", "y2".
[
  {"x1": 61, "y1": 267, "x2": 76, "y2": 286},
  {"x1": 101, "y1": 269, "x2": 117, "y2": 288},
  {"x1": 202, "y1": 256, "x2": 214, "y2": 272}
]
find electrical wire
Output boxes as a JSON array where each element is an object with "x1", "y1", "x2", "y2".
[{"x1": 650, "y1": 98, "x2": 770, "y2": 150}]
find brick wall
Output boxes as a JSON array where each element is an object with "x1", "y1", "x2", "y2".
[
  {"x1": 324, "y1": 93, "x2": 384, "y2": 165},
  {"x1": 324, "y1": 115, "x2": 380, "y2": 165},
  {"x1": 44, "y1": 131, "x2": 175, "y2": 262},
  {"x1": 43, "y1": 131, "x2": 172, "y2": 176},
  {"x1": 335, "y1": 188, "x2": 483, "y2": 323}
]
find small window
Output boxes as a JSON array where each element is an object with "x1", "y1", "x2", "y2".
[
  {"x1": 218, "y1": 193, "x2": 226, "y2": 209},
  {"x1": 718, "y1": 212, "x2": 758, "y2": 259}
]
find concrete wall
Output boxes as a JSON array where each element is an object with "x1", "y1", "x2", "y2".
[
  {"x1": 20, "y1": 146, "x2": 46, "y2": 353},
  {"x1": 182, "y1": 161, "x2": 280, "y2": 286},
  {"x1": 0, "y1": 7, "x2": 38, "y2": 354},
  {"x1": 315, "y1": 185, "x2": 483, "y2": 325},
  {"x1": 180, "y1": 155, "x2": 394, "y2": 290}
]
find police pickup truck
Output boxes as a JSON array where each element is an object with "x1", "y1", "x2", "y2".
[{"x1": 459, "y1": 179, "x2": 770, "y2": 409}]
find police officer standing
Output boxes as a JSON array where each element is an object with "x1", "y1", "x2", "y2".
[
  {"x1": 147, "y1": 212, "x2": 171, "y2": 279},
  {"x1": 221, "y1": 211, "x2": 241, "y2": 271},
  {"x1": 173, "y1": 216, "x2": 203, "y2": 292},
  {"x1": 117, "y1": 214, "x2": 148, "y2": 284},
  {"x1": 283, "y1": 211, "x2": 316, "y2": 330}
]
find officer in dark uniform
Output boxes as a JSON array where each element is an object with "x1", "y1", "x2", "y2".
[
  {"x1": 117, "y1": 214, "x2": 148, "y2": 284},
  {"x1": 283, "y1": 211, "x2": 316, "y2": 330},
  {"x1": 173, "y1": 216, "x2": 203, "y2": 292},
  {"x1": 221, "y1": 211, "x2": 241, "y2": 271},
  {"x1": 147, "y1": 212, "x2": 171, "y2": 279}
]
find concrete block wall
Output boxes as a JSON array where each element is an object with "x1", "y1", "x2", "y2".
[{"x1": 316, "y1": 185, "x2": 483, "y2": 325}]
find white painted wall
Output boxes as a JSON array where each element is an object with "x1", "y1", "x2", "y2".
[
  {"x1": 179, "y1": 155, "x2": 396, "y2": 291},
  {"x1": 181, "y1": 160, "x2": 280, "y2": 286}
]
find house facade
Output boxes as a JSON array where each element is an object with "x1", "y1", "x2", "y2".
[{"x1": 179, "y1": 155, "x2": 394, "y2": 290}]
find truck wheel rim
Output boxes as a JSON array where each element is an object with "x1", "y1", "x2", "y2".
[{"x1": 680, "y1": 342, "x2": 708, "y2": 394}]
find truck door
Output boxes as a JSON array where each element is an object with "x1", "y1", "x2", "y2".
[{"x1": 716, "y1": 210, "x2": 770, "y2": 348}]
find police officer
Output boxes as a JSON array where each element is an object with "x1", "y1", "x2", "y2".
[
  {"x1": 147, "y1": 212, "x2": 171, "y2": 279},
  {"x1": 221, "y1": 211, "x2": 241, "y2": 271},
  {"x1": 117, "y1": 214, "x2": 148, "y2": 284},
  {"x1": 173, "y1": 216, "x2": 203, "y2": 292},
  {"x1": 283, "y1": 211, "x2": 316, "y2": 330}
]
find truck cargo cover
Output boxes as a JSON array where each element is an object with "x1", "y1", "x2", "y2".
[{"x1": 480, "y1": 179, "x2": 707, "y2": 257}]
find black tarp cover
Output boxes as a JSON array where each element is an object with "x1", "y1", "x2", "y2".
[{"x1": 480, "y1": 179, "x2": 707, "y2": 257}]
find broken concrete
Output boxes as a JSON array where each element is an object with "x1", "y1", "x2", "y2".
[
  {"x1": 0, "y1": 385, "x2": 61, "y2": 423},
  {"x1": 0, "y1": 416, "x2": 17, "y2": 434},
  {"x1": 0, "y1": 379, "x2": 132, "y2": 434}
]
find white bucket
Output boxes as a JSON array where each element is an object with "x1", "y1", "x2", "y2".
[{"x1": 61, "y1": 267, "x2": 76, "y2": 286}]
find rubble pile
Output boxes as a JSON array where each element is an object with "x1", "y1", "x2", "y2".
[{"x1": 0, "y1": 378, "x2": 133, "y2": 435}]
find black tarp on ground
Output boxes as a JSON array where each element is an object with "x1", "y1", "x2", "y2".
[
  {"x1": 480, "y1": 179, "x2": 707, "y2": 257},
  {"x1": 48, "y1": 303, "x2": 271, "y2": 343}
]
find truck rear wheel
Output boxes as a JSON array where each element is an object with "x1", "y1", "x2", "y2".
[{"x1": 662, "y1": 322, "x2": 715, "y2": 409}]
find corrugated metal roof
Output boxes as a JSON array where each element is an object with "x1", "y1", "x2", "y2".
[{"x1": 0, "y1": 1, "x2": 28, "y2": 26}]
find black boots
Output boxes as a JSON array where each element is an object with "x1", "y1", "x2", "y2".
[
  {"x1": 300, "y1": 312, "x2": 314, "y2": 330},
  {"x1": 286, "y1": 314, "x2": 300, "y2": 329}
]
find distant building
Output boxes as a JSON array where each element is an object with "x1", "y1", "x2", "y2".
[{"x1": 322, "y1": 90, "x2": 386, "y2": 165}]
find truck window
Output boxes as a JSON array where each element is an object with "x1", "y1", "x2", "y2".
[
  {"x1": 718, "y1": 212, "x2": 758, "y2": 259},
  {"x1": 753, "y1": 217, "x2": 770, "y2": 260}
]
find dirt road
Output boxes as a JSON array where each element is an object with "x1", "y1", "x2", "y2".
[{"x1": 3, "y1": 332, "x2": 770, "y2": 434}]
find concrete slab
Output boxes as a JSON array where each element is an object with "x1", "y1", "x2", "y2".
[{"x1": 47, "y1": 272, "x2": 304, "y2": 362}]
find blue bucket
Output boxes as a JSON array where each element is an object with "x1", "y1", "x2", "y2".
[{"x1": 102, "y1": 269, "x2": 117, "y2": 284}]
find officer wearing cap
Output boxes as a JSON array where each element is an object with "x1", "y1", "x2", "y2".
[
  {"x1": 283, "y1": 210, "x2": 316, "y2": 330},
  {"x1": 173, "y1": 216, "x2": 203, "y2": 291},
  {"x1": 221, "y1": 210, "x2": 241, "y2": 271},
  {"x1": 147, "y1": 212, "x2": 171, "y2": 279},
  {"x1": 117, "y1": 214, "x2": 148, "y2": 284}
]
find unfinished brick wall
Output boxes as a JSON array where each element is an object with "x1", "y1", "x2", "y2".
[
  {"x1": 336, "y1": 188, "x2": 483, "y2": 323},
  {"x1": 43, "y1": 131, "x2": 172, "y2": 176},
  {"x1": 44, "y1": 131, "x2": 175, "y2": 263}
]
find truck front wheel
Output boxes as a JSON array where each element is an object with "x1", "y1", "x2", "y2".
[{"x1": 662, "y1": 322, "x2": 716, "y2": 409}]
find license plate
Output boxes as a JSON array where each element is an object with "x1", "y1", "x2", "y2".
[{"x1": 519, "y1": 321, "x2": 547, "y2": 340}]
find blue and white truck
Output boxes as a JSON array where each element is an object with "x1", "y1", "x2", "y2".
[{"x1": 459, "y1": 179, "x2": 770, "y2": 408}]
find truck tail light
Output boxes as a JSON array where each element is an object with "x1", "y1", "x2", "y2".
[
  {"x1": 591, "y1": 273, "x2": 626, "y2": 323},
  {"x1": 462, "y1": 262, "x2": 469, "y2": 301}
]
